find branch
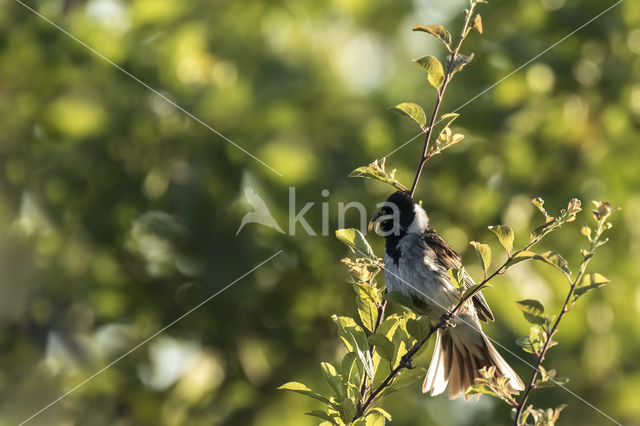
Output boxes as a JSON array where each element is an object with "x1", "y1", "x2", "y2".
[
  {"x1": 512, "y1": 214, "x2": 611, "y2": 425},
  {"x1": 409, "y1": 1, "x2": 479, "y2": 197},
  {"x1": 353, "y1": 319, "x2": 441, "y2": 421},
  {"x1": 356, "y1": 300, "x2": 387, "y2": 412}
]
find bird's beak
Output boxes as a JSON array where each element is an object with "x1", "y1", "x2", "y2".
[{"x1": 368, "y1": 210, "x2": 383, "y2": 233}]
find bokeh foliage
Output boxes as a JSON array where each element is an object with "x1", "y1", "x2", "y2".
[{"x1": 0, "y1": 0, "x2": 639, "y2": 425}]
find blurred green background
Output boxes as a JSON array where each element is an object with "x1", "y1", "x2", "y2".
[{"x1": 1, "y1": 0, "x2": 639, "y2": 425}]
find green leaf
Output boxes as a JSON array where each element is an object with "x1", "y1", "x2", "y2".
[
  {"x1": 515, "y1": 299, "x2": 546, "y2": 325},
  {"x1": 440, "y1": 112, "x2": 460, "y2": 129},
  {"x1": 431, "y1": 127, "x2": 465, "y2": 156},
  {"x1": 531, "y1": 197, "x2": 553, "y2": 221},
  {"x1": 406, "y1": 315, "x2": 431, "y2": 341},
  {"x1": 508, "y1": 250, "x2": 571, "y2": 276},
  {"x1": 538, "y1": 251, "x2": 571, "y2": 276},
  {"x1": 332, "y1": 316, "x2": 374, "y2": 379},
  {"x1": 368, "y1": 333, "x2": 394, "y2": 362},
  {"x1": 277, "y1": 382, "x2": 332, "y2": 405},
  {"x1": 383, "y1": 291, "x2": 418, "y2": 312},
  {"x1": 574, "y1": 273, "x2": 610, "y2": 299},
  {"x1": 448, "y1": 52, "x2": 474, "y2": 74},
  {"x1": 377, "y1": 314, "x2": 401, "y2": 342},
  {"x1": 391, "y1": 103, "x2": 427, "y2": 129},
  {"x1": 348, "y1": 158, "x2": 407, "y2": 191},
  {"x1": 414, "y1": 55, "x2": 445, "y2": 89},
  {"x1": 470, "y1": 241, "x2": 491, "y2": 274},
  {"x1": 353, "y1": 282, "x2": 379, "y2": 333},
  {"x1": 369, "y1": 407, "x2": 392, "y2": 421},
  {"x1": 335, "y1": 228, "x2": 376, "y2": 260},
  {"x1": 466, "y1": 384, "x2": 499, "y2": 398},
  {"x1": 460, "y1": 281, "x2": 491, "y2": 304},
  {"x1": 364, "y1": 412, "x2": 386, "y2": 426},
  {"x1": 339, "y1": 397, "x2": 357, "y2": 424},
  {"x1": 413, "y1": 24, "x2": 452, "y2": 45},
  {"x1": 321, "y1": 362, "x2": 346, "y2": 400},
  {"x1": 447, "y1": 267, "x2": 465, "y2": 291},
  {"x1": 305, "y1": 410, "x2": 338, "y2": 424},
  {"x1": 392, "y1": 366, "x2": 427, "y2": 389},
  {"x1": 488, "y1": 225, "x2": 514, "y2": 253},
  {"x1": 341, "y1": 352, "x2": 361, "y2": 386},
  {"x1": 516, "y1": 326, "x2": 544, "y2": 355}
]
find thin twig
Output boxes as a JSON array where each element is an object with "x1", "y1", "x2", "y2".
[
  {"x1": 513, "y1": 219, "x2": 606, "y2": 425},
  {"x1": 356, "y1": 300, "x2": 387, "y2": 413},
  {"x1": 409, "y1": 1, "x2": 479, "y2": 197}
]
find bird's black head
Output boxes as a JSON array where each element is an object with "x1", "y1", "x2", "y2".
[{"x1": 369, "y1": 190, "x2": 429, "y2": 237}]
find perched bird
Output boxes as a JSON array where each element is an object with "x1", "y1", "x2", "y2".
[
  {"x1": 369, "y1": 190, "x2": 524, "y2": 399},
  {"x1": 236, "y1": 186, "x2": 285, "y2": 235}
]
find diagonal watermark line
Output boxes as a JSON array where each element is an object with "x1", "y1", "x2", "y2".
[
  {"x1": 361, "y1": 248, "x2": 622, "y2": 425},
  {"x1": 18, "y1": 250, "x2": 284, "y2": 426},
  {"x1": 13, "y1": 0, "x2": 283, "y2": 177},
  {"x1": 382, "y1": 0, "x2": 623, "y2": 160}
]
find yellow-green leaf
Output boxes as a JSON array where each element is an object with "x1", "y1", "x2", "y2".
[
  {"x1": 414, "y1": 55, "x2": 445, "y2": 89},
  {"x1": 352, "y1": 283, "x2": 379, "y2": 333},
  {"x1": 406, "y1": 316, "x2": 431, "y2": 341},
  {"x1": 448, "y1": 52, "x2": 474, "y2": 74},
  {"x1": 277, "y1": 382, "x2": 332, "y2": 404},
  {"x1": 335, "y1": 228, "x2": 376, "y2": 260},
  {"x1": 470, "y1": 241, "x2": 491, "y2": 273},
  {"x1": 515, "y1": 299, "x2": 546, "y2": 325},
  {"x1": 488, "y1": 225, "x2": 514, "y2": 253},
  {"x1": 574, "y1": 273, "x2": 610, "y2": 298},
  {"x1": 368, "y1": 333, "x2": 394, "y2": 362},
  {"x1": 391, "y1": 102, "x2": 427, "y2": 129},
  {"x1": 412, "y1": 24, "x2": 452, "y2": 45},
  {"x1": 321, "y1": 362, "x2": 346, "y2": 400}
]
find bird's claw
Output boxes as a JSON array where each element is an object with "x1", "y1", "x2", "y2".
[
  {"x1": 400, "y1": 353, "x2": 414, "y2": 369},
  {"x1": 440, "y1": 312, "x2": 456, "y2": 328}
]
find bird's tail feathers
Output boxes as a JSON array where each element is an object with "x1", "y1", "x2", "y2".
[{"x1": 423, "y1": 328, "x2": 524, "y2": 399}]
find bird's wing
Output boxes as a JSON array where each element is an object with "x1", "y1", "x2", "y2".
[
  {"x1": 244, "y1": 186, "x2": 269, "y2": 211},
  {"x1": 422, "y1": 229, "x2": 494, "y2": 322}
]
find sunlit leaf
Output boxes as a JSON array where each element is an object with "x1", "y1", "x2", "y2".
[
  {"x1": 391, "y1": 102, "x2": 427, "y2": 129},
  {"x1": 516, "y1": 326, "x2": 544, "y2": 355},
  {"x1": 368, "y1": 333, "x2": 394, "y2": 362},
  {"x1": 321, "y1": 362, "x2": 346, "y2": 400},
  {"x1": 448, "y1": 52, "x2": 474, "y2": 74},
  {"x1": 305, "y1": 410, "x2": 337, "y2": 424},
  {"x1": 461, "y1": 281, "x2": 491, "y2": 304},
  {"x1": 349, "y1": 158, "x2": 407, "y2": 191},
  {"x1": 574, "y1": 273, "x2": 610, "y2": 299},
  {"x1": 406, "y1": 315, "x2": 431, "y2": 341},
  {"x1": 277, "y1": 382, "x2": 332, "y2": 404},
  {"x1": 515, "y1": 299, "x2": 546, "y2": 325},
  {"x1": 466, "y1": 384, "x2": 499, "y2": 398},
  {"x1": 488, "y1": 225, "x2": 514, "y2": 253},
  {"x1": 470, "y1": 241, "x2": 491, "y2": 274},
  {"x1": 336, "y1": 228, "x2": 376, "y2": 260},
  {"x1": 353, "y1": 282, "x2": 379, "y2": 333},
  {"x1": 508, "y1": 250, "x2": 570, "y2": 276},
  {"x1": 440, "y1": 112, "x2": 460, "y2": 129},
  {"x1": 472, "y1": 14, "x2": 483, "y2": 34},
  {"x1": 413, "y1": 24, "x2": 452, "y2": 45},
  {"x1": 339, "y1": 397, "x2": 357, "y2": 424},
  {"x1": 391, "y1": 366, "x2": 427, "y2": 389},
  {"x1": 414, "y1": 55, "x2": 445, "y2": 89}
]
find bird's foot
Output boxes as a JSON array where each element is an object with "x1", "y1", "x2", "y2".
[
  {"x1": 400, "y1": 353, "x2": 414, "y2": 369},
  {"x1": 440, "y1": 312, "x2": 456, "y2": 328}
]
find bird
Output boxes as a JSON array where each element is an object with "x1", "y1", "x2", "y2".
[
  {"x1": 369, "y1": 190, "x2": 524, "y2": 399},
  {"x1": 236, "y1": 186, "x2": 285, "y2": 235}
]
